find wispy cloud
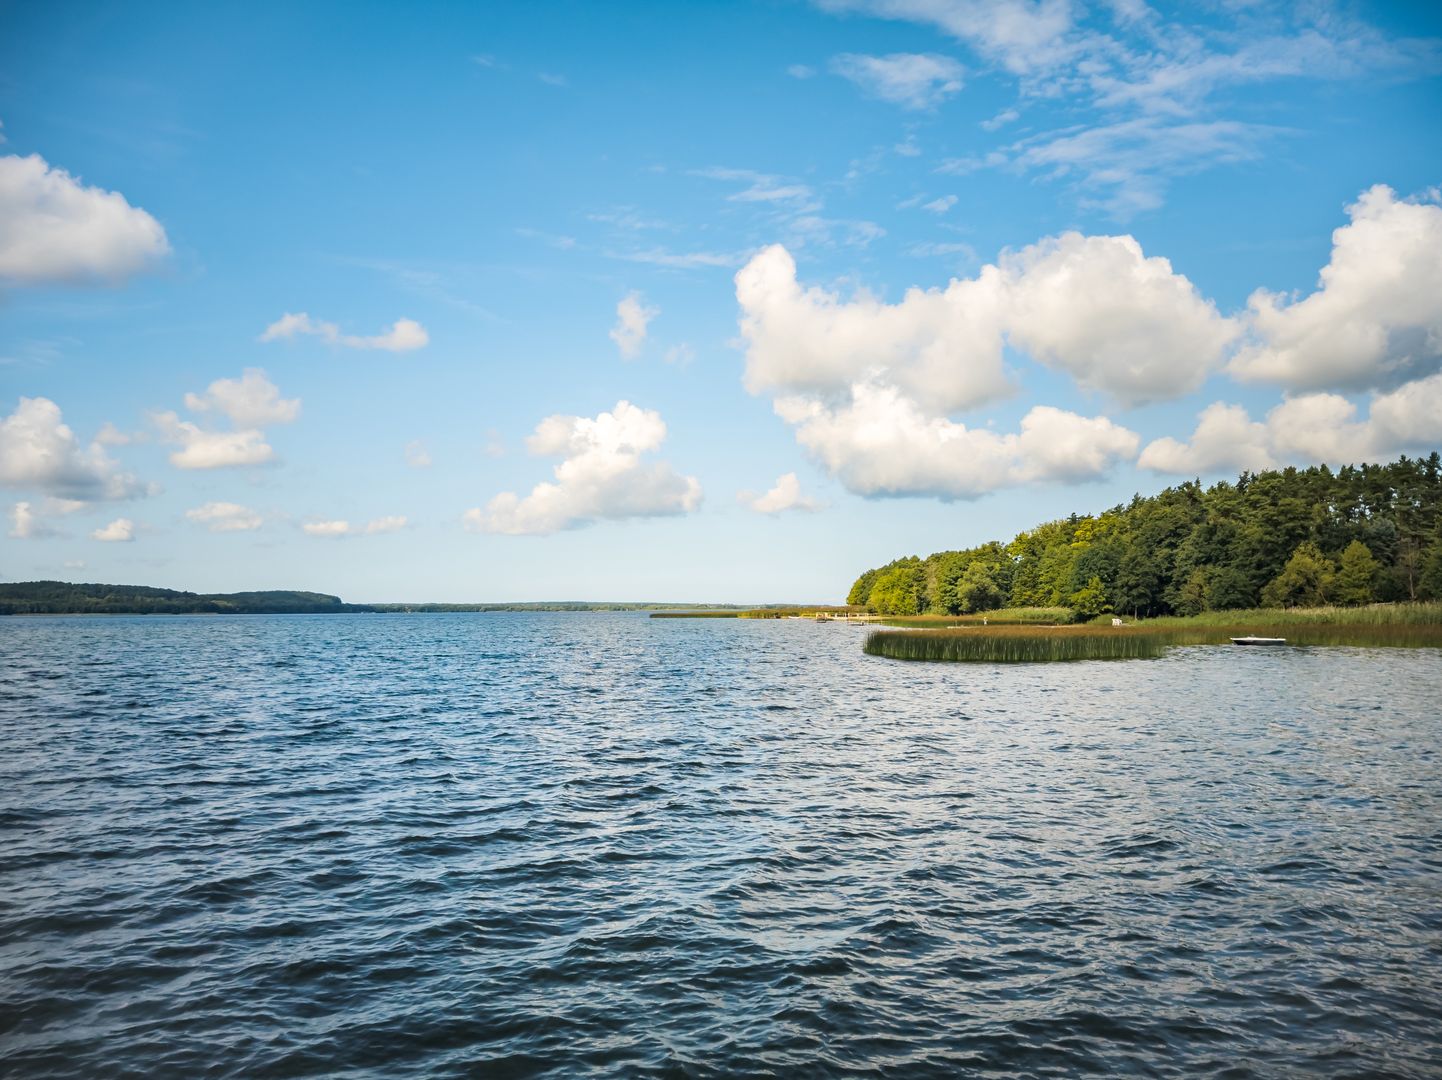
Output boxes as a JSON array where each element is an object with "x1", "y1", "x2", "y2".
[
  {"x1": 829, "y1": 52, "x2": 965, "y2": 110},
  {"x1": 819, "y1": 0, "x2": 1438, "y2": 214}
]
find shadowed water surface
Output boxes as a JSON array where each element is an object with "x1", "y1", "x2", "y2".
[{"x1": 2, "y1": 613, "x2": 1440, "y2": 1077}]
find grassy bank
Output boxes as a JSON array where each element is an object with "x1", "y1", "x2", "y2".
[
  {"x1": 876, "y1": 606, "x2": 1074, "y2": 628},
  {"x1": 866, "y1": 602, "x2": 1442, "y2": 662},
  {"x1": 651, "y1": 607, "x2": 863, "y2": 619}
]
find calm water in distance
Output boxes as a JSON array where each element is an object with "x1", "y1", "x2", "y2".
[{"x1": 2, "y1": 613, "x2": 1441, "y2": 1078}]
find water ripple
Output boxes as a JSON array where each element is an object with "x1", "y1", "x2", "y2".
[{"x1": 1, "y1": 613, "x2": 1440, "y2": 1077}]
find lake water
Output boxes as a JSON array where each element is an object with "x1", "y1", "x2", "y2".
[{"x1": 2, "y1": 613, "x2": 1441, "y2": 1077}]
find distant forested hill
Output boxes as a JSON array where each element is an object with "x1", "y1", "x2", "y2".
[
  {"x1": 848, "y1": 454, "x2": 1442, "y2": 618},
  {"x1": 0, "y1": 584, "x2": 771, "y2": 615},
  {"x1": 0, "y1": 582, "x2": 369, "y2": 615}
]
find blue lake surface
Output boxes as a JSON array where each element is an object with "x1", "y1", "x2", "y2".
[{"x1": 2, "y1": 613, "x2": 1441, "y2": 1077}]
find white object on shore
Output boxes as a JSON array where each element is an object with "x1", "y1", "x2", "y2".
[{"x1": 1230, "y1": 636, "x2": 1287, "y2": 646}]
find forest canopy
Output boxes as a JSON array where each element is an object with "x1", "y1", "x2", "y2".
[{"x1": 847, "y1": 455, "x2": 1442, "y2": 618}]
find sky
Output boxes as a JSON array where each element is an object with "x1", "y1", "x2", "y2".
[{"x1": 2, "y1": 0, "x2": 1441, "y2": 603}]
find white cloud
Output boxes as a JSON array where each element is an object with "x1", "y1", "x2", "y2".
[
  {"x1": 1370, "y1": 371, "x2": 1442, "y2": 448},
  {"x1": 8, "y1": 496, "x2": 88, "y2": 539},
  {"x1": 184, "y1": 368, "x2": 300, "y2": 427},
  {"x1": 0, "y1": 396, "x2": 147, "y2": 499},
  {"x1": 981, "y1": 106, "x2": 1020, "y2": 131},
  {"x1": 819, "y1": 2, "x2": 1433, "y2": 215},
  {"x1": 739, "y1": 472, "x2": 824, "y2": 514},
  {"x1": 1231, "y1": 186, "x2": 1442, "y2": 392},
  {"x1": 830, "y1": 52, "x2": 965, "y2": 110},
  {"x1": 1137, "y1": 402, "x2": 1276, "y2": 475},
  {"x1": 302, "y1": 515, "x2": 408, "y2": 538},
  {"x1": 921, "y1": 195, "x2": 958, "y2": 214},
  {"x1": 94, "y1": 422, "x2": 134, "y2": 446},
  {"x1": 611, "y1": 247, "x2": 747, "y2": 270},
  {"x1": 186, "y1": 501, "x2": 263, "y2": 532},
  {"x1": 775, "y1": 382, "x2": 1137, "y2": 499},
  {"x1": 818, "y1": 0, "x2": 1076, "y2": 77},
  {"x1": 735, "y1": 234, "x2": 1233, "y2": 413},
  {"x1": 153, "y1": 412, "x2": 274, "y2": 470},
  {"x1": 609, "y1": 292, "x2": 658, "y2": 358},
  {"x1": 92, "y1": 517, "x2": 134, "y2": 542},
  {"x1": 1264, "y1": 393, "x2": 1375, "y2": 464},
  {"x1": 260, "y1": 312, "x2": 429, "y2": 352},
  {"x1": 787, "y1": 64, "x2": 817, "y2": 79},
  {"x1": 405, "y1": 439, "x2": 432, "y2": 468},
  {"x1": 691, "y1": 167, "x2": 817, "y2": 207},
  {"x1": 1141, "y1": 373, "x2": 1442, "y2": 475},
  {"x1": 1002, "y1": 232, "x2": 1240, "y2": 405},
  {"x1": 464, "y1": 400, "x2": 701, "y2": 535},
  {"x1": 988, "y1": 118, "x2": 1276, "y2": 219},
  {"x1": 735, "y1": 243, "x2": 1013, "y2": 415},
  {"x1": 154, "y1": 370, "x2": 299, "y2": 469},
  {"x1": 0, "y1": 153, "x2": 169, "y2": 286},
  {"x1": 364, "y1": 515, "x2": 407, "y2": 534},
  {"x1": 8, "y1": 501, "x2": 47, "y2": 539},
  {"x1": 663, "y1": 343, "x2": 695, "y2": 366},
  {"x1": 303, "y1": 520, "x2": 352, "y2": 538}
]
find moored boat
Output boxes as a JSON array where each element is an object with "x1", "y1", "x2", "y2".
[{"x1": 1230, "y1": 636, "x2": 1287, "y2": 646}]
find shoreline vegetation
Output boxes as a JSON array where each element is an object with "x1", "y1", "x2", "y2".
[
  {"x1": 864, "y1": 602, "x2": 1442, "y2": 662},
  {"x1": 0, "y1": 582, "x2": 812, "y2": 617},
  {"x1": 847, "y1": 456, "x2": 1442, "y2": 621}
]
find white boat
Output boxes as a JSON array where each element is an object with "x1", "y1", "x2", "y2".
[{"x1": 1230, "y1": 636, "x2": 1287, "y2": 646}]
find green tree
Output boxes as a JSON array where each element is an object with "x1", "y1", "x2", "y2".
[
  {"x1": 1204, "y1": 566, "x2": 1253, "y2": 611},
  {"x1": 869, "y1": 564, "x2": 923, "y2": 615},
  {"x1": 1067, "y1": 575, "x2": 1111, "y2": 621},
  {"x1": 1260, "y1": 542, "x2": 1336, "y2": 608},
  {"x1": 955, "y1": 561, "x2": 1004, "y2": 614},
  {"x1": 1174, "y1": 567, "x2": 1209, "y2": 616},
  {"x1": 1333, "y1": 540, "x2": 1380, "y2": 605}
]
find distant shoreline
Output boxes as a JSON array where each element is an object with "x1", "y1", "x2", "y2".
[{"x1": 0, "y1": 581, "x2": 823, "y2": 617}]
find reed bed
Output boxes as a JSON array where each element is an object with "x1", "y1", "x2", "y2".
[
  {"x1": 866, "y1": 626, "x2": 1171, "y2": 662},
  {"x1": 878, "y1": 606, "x2": 1075, "y2": 628},
  {"x1": 865, "y1": 618, "x2": 1442, "y2": 662},
  {"x1": 1141, "y1": 601, "x2": 1442, "y2": 628}
]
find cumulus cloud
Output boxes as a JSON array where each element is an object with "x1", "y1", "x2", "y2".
[
  {"x1": 0, "y1": 397, "x2": 147, "y2": 499},
  {"x1": 7, "y1": 496, "x2": 86, "y2": 539},
  {"x1": 776, "y1": 383, "x2": 1137, "y2": 499},
  {"x1": 739, "y1": 472, "x2": 824, "y2": 514},
  {"x1": 1231, "y1": 186, "x2": 1442, "y2": 392},
  {"x1": 736, "y1": 234, "x2": 1234, "y2": 414},
  {"x1": 609, "y1": 292, "x2": 658, "y2": 358},
  {"x1": 1137, "y1": 402, "x2": 1276, "y2": 475},
  {"x1": 153, "y1": 412, "x2": 275, "y2": 470},
  {"x1": 736, "y1": 244, "x2": 1012, "y2": 415},
  {"x1": 830, "y1": 52, "x2": 965, "y2": 109},
  {"x1": 1002, "y1": 232, "x2": 1239, "y2": 405},
  {"x1": 154, "y1": 369, "x2": 299, "y2": 469},
  {"x1": 92, "y1": 517, "x2": 134, "y2": 542},
  {"x1": 464, "y1": 400, "x2": 702, "y2": 535},
  {"x1": 184, "y1": 368, "x2": 300, "y2": 428},
  {"x1": 186, "y1": 501, "x2": 263, "y2": 532},
  {"x1": 260, "y1": 312, "x2": 429, "y2": 352},
  {"x1": 303, "y1": 515, "x2": 408, "y2": 538},
  {"x1": 1141, "y1": 373, "x2": 1442, "y2": 475},
  {"x1": 0, "y1": 153, "x2": 169, "y2": 286},
  {"x1": 8, "y1": 502, "x2": 48, "y2": 539}
]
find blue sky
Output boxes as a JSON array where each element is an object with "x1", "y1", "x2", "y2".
[{"x1": 3, "y1": 0, "x2": 1441, "y2": 602}]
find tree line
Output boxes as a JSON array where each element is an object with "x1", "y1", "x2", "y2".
[
  {"x1": 0, "y1": 582, "x2": 363, "y2": 615},
  {"x1": 847, "y1": 454, "x2": 1442, "y2": 618}
]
